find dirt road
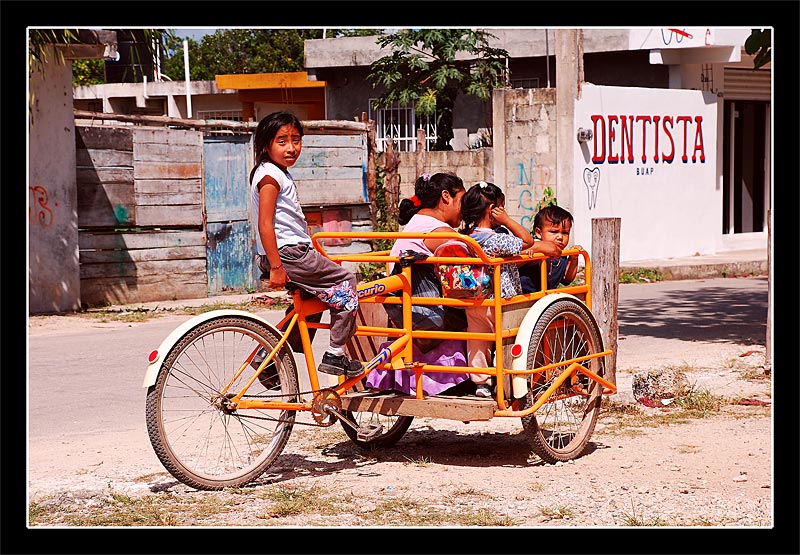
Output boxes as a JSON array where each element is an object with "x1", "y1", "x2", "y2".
[{"x1": 21, "y1": 277, "x2": 783, "y2": 544}]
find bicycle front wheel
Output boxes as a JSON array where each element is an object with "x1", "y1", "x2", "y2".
[
  {"x1": 518, "y1": 298, "x2": 605, "y2": 463},
  {"x1": 145, "y1": 316, "x2": 299, "y2": 490}
]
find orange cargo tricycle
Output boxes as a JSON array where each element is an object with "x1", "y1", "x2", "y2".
[{"x1": 143, "y1": 231, "x2": 615, "y2": 490}]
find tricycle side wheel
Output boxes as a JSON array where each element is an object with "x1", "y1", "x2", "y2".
[
  {"x1": 518, "y1": 298, "x2": 605, "y2": 463},
  {"x1": 145, "y1": 316, "x2": 299, "y2": 490}
]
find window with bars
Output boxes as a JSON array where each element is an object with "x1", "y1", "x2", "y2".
[
  {"x1": 196, "y1": 110, "x2": 244, "y2": 122},
  {"x1": 368, "y1": 100, "x2": 438, "y2": 152},
  {"x1": 511, "y1": 77, "x2": 541, "y2": 89},
  {"x1": 196, "y1": 110, "x2": 245, "y2": 135},
  {"x1": 86, "y1": 99, "x2": 103, "y2": 112}
]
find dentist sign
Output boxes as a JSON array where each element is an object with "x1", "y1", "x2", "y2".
[{"x1": 572, "y1": 83, "x2": 719, "y2": 261}]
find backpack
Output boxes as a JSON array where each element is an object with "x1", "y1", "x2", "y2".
[{"x1": 433, "y1": 240, "x2": 492, "y2": 299}]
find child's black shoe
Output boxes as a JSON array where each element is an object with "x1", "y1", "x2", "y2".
[{"x1": 318, "y1": 352, "x2": 363, "y2": 378}]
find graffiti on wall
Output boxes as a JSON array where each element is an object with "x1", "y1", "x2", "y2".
[
  {"x1": 661, "y1": 28, "x2": 712, "y2": 47},
  {"x1": 29, "y1": 185, "x2": 54, "y2": 227},
  {"x1": 514, "y1": 157, "x2": 554, "y2": 229}
]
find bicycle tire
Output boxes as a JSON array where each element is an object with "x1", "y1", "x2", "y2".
[
  {"x1": 145, "y1": 316, "x2": 299, "y2": 490},
  {"x1": 518, "y1": 298, "x2": 605, "y2": 462}
]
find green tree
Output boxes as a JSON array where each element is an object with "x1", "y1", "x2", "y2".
[
  {"x1": 368, "y1": 29, "x2": 509, "y2": 150},
  {"x1": 72, "y1": 58, "x2": 105, "y2": 86},
  {"x1": 161, "y1": 29, "x2": 382, "y2": 81},
  {"x1": 745, "y1": 28, "x2": 771, "y2": 69}
]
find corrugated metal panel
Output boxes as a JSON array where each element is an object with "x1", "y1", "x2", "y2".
[
  {"x1": 724, "y1": 67, "x2": 771, "y2": 101},
  {"x1": 206, "y1": 221, "x2": 257, "y2": 295},
  {"x1": 204, "y1": 135, "x2": 251, "y2": 222}
]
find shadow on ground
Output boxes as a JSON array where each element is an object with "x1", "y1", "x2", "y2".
[{"x1": 618, "y1": 278, "x2": 767, "y2": 344}]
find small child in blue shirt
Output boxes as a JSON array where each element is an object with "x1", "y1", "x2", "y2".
[{"x1": 518, "y1": 205, "x2": 581, "y2": 293}]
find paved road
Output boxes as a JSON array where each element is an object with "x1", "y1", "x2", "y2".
[{"x1": 26, "y1": 276, "x2": 767, "y2": 441}]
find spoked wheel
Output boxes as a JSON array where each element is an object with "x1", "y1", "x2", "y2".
[
  {"x1": 518, "y1": 298, "x2": 605, "y2": 463},
  {"x1": 340, "y1": 379, "x2": 413, "y2": 449},
  {"x1": 145, "y1": 316, "x2": 299, "y2": 490}
]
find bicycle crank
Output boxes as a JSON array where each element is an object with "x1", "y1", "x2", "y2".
[
  {"x1": 311, "y1": 389, "x2": 385, "y2": 441},
  {"x1": 310, "y1": 388, "x2": 342, "y2": 426}
]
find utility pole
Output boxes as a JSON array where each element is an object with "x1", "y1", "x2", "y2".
[{"x1": 554, "y1": 29, "x2": 584, "y2": 215}]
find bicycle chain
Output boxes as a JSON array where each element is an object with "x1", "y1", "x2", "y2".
[{"x1": 234, "y1": 386, "x2": 349, "y2": 428}]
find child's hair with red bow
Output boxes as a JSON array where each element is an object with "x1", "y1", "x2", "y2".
[{"x1": 398, "y1": 172, "x2": 465, "y2": 225}]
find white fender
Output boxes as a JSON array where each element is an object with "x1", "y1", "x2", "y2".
[
  {"x1": 509, "y1": 293, "x2": 602, "y2": 399},
  {"x1": 143, "y1": 309, "x2": 292, "y2": 388}
]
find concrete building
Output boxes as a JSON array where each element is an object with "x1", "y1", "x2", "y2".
[{"x1": 304, "y1": 28, "x2": 771, "y2": 259}]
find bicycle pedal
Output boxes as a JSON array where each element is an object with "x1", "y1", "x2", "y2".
[{"x1": 356, "y1": 424, "x2": 384, "y2": 441}]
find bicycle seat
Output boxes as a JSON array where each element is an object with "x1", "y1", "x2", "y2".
[
  {"x1": 397, "y1": 250, "x2": 430, "y2": 267},
  {"x1": 285, "y1": 282, "x2": 316, "y2": 300}
]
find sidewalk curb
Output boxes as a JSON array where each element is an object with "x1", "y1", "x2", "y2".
[{"x1": 619, "y1": 260, "x2": 768, "y2": 281}]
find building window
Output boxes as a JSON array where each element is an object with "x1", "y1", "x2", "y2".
[
  {"x1": 86, "y1": 100, "x2": 103, "y2": 112},
  {"x1": 511, "y1": 77, "x2": 541, "y2": 89},
  {"x1": 196, "y1": 110, "x2": 244, "y2": 122},
  {"x1": 196, "y1": 110, "x2": 245, "y2": 135},
  {"x1": 368, "y1": 100, "x2": 437, "y2": 152}
]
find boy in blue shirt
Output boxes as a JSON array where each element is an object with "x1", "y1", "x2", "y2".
[{"x1": 518, "y1": 205, "x2": 581, "y2": 293}]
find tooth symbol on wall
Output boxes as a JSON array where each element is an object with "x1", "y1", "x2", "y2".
[{"x1": 583, "y1": 167, "x2": 600, "y2": 209}]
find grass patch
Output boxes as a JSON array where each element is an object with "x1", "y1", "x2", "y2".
[
  {"x1": 261, "y1": 484, "x2": 333, "y2": 518},
  {"x1": 366, "y1": 496, "x2": 517, "y2": 526},
  {"x1": 539, "y1": 506, "x2": 576, "y2": 520},
  {"x1": 674, "y1": 387, "x2": 725, "y2": 414},
  {"x1": 65, "y1": 297, "x2": 294, "y2": 324},
  {"x1": 181, "y1": 298, "x2": 291, "y2": 315},
  {"x1": 621, "y1": 500, "x2": 668, "y2": 526},
  {"x1": 460, "y1": 508, "x2": 518, "y2": 526},
  {"x1": 598, "y1": 388, "x2": 730, "y2": 434},
  {"x1": 619, "y1": 268, "x2": 663, "y2": 283},
  {"x1": 83, "y1": 310, "x2": 156, "y2": 323},
  {"x1": 737, "y1": 365, "x2": 771, "y2": 382},
  {"x1": 621, "y1": 512, "x2": 669, "y2": 526},
  {"x1": 29, "y1": 492, "x2": 237, "y2": 526},
  {"x1": 403, "y1": 455, "x2": 432, "y2": 467}
]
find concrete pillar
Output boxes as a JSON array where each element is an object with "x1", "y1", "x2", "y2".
[
  {"x1": 491, "y1": 88, "x2": 507, "y2": 198},
  {"x1": 555, "y1": 29, "x2": 584, "y2": 214},
  {"x1": 29, "y1": 47, "x2": 82, "y2": 313}
]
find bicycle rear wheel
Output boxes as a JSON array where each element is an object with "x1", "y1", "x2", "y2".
[
  {"x1": 341, "y1": 408, "x2": 414, "y2": 449},
  {"x1": 518, "y1": 298, "x2": 605, "y2": 462},
  {"x1": 145, "y1": 316, "x2": 299, "y2": 490}
]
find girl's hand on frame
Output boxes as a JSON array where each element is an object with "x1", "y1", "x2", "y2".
[{"x1": 268, "y1": 266, "x2": 290, "y2": 290}]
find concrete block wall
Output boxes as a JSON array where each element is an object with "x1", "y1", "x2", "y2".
[
  {"x1": 396, "y1": 149, "x2": 493, "y2": 200},
  {"x1": 492, "y1": 88, "x2": 558, "y2": 230}
]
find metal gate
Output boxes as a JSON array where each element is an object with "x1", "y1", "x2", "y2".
[{"x1": 203, "y1": 134, "x2": 258, "y2": 295}]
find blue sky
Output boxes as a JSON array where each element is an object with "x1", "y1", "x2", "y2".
[{"x1": 173, "y1": 28, "x2": 217, "y2": 41}]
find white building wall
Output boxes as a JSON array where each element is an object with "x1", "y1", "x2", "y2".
[{"x1": 572, "y1": 84, "x2": 720, "y2": 262}]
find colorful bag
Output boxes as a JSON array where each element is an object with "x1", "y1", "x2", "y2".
[{"x1": 434, "y1": 241, "x2": 492, "y2": 299}]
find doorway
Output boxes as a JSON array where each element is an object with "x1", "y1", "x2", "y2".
[{"x1": 722, "y1": 100, "x2": 769, "y2": 234}]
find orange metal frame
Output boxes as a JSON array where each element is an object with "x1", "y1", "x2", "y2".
[{"x1": 227, "y1": 231, "x2": 615, "y2": 418}]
